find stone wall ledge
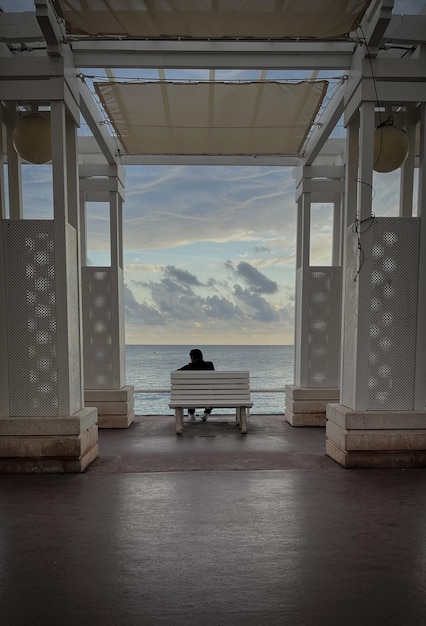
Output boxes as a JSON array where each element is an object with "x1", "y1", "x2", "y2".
[
  {"x1": 98, "y1": 411, "x2": 135, "y2": 428},
  {"x1": 326, "y1": 440, "x2": 426, "y2": 469},
  {"x1": 85, "y1": 398, "x2": 134, "y2": 415},
  {"x1": 0, "y1": 444, "x2": 99, "y2": 473},
  {"x1": 286, "y1": 397, "x2": 334, "y2": 413},
  {"x1": 285, "y1": 385, "x2": 340, "y2": 401},
  {"x1": 327, "y1": 403, "x2": 426, "y2": 430},
  {"x1": 0, "y1": 407, "x2": 98, "y2": 436},
  {"x1": 285, "y1": 411, "x2": 326, "y2": 427},
  {"x1": 0, "y1": 424, "x2": 98, "y2": 457},
  {"x1": 85, "y1": 386, "x2": 134, "y2": 403}
]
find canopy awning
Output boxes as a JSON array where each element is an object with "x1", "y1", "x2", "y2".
[
  {"x1": 55, "y1": 0, "x2": 370, "y2": 40},
  {"x1": 94, "y1": 80, "x2": 328, "y2": 156}
]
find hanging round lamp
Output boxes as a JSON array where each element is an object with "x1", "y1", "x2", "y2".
[
  {"x1": 373, "y1": 118, "x2": 409, "y2": 173},
  {"x1": 12, "y1": 114, "x2": 52, "y2": 164}
]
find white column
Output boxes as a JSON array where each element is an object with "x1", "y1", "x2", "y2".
[
  {"x1": 5, "y1": 102, "x2": 22, "y2": 219},
  {"x1": 327, "y1": 103, "x2": 426, "y2": 468},
  {"x1": 81, "y1": 167, "x2": 134, "y2": 428},
  {"x1": 0, "y1": 100, "x2": 98, "y2": 473},
  {"x1": 414, "y1": 103, "x2": 426, "y2": 410},
  {"x1": 286, "y1": 168, "x2": 343, "y2": 426}
]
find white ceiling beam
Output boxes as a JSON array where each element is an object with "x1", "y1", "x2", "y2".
[
  {"x1": 71, "y1": 40, "x2": 354, "y2": 71},
  {"x1": 383, "y1": 15, "x2": 426, "y2": 45},
  {"x1": 79, "y1": 79, "x2": 121, "y2": 165},
  {"x1": 0, "y1": 12, "x2": 43, "y2": 43},
  {"x1": 77, "y1": 136, "x2": 345, "y2": 167},
  {"x1": 303, "y1": 82, "x2": 345, "y2": 166},
  {"x1": 358, "y1": 0, "x2": 393, "y2": 51},
  {"x1": 79, "y1": 163, "x2": 125, "y2": 185},
  {"x1": 35, "y1": 0, "x2": 65, "y2": 55}
]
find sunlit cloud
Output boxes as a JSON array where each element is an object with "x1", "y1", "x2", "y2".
[{"x1": 17, "y1": 156, "x2": 402, "y2": 345}]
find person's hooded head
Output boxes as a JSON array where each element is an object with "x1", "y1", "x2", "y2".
[{"x1": 190, "y1": 348, "x2": 203, "y2": 362}]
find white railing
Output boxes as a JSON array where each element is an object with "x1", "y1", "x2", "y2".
[
  {"x1": 134, "y1": 387, "x2": 285, "y2": 415},
  {"x1": 134, "y1": 388, "x2": 286, "y2": 395}
]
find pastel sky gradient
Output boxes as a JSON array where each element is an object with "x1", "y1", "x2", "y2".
[{"x1": 16, "y1": 163, "x2": 412, "y2": 345}]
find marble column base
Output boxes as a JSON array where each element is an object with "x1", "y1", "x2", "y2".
[
  {"x1": 85, "y1": 385, "x2": 135, "y2": 428},
  {"x1": 285, "y1": 385, "x2": 340, "y2": 427},
  {"x1": 326, "y1": 403, "x2": 426, "y2": 468},
  {"x1": 0, "y1": 407, "x2": 98, "y2": 473}
]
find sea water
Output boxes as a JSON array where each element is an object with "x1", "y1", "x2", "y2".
[{"x1": 126, "y1": 345, "x2": 294, "y2": 415}]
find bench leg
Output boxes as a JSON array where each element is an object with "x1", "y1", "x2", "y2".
[
  {"x1": 235, "y1": 407, "x2": 241, "y2": 427},
  {"x1": 175, "y1": 408, "x2": 183, "y2": 435},
  {"x1": 240, "y1": 408, "x2": 247, "y2": 434}
]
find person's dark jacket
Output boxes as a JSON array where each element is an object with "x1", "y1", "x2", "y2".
[{"x1": 179, "y1": 359, "x2": 215, "y2": 371}]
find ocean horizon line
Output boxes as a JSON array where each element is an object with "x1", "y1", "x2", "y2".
[{"x1": 127, "y1": 343, "x2": 293, "y2": 347}]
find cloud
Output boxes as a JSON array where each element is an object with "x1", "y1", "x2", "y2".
[
  {"x1": 233, "y1": 285, "x2": 282, "y2": 322},
  {"x1": 235, "y1": 261, "x2": 278, "y2": 294},
  {"x1": 204, "y1": 295, "x2": 244, "y2": 320},
  {"x1": 124, "y1": 284, "x2": 164, "y2": 326},
  {"x1": 164, "y1": 265, "x2": 202, "y2": 287},
  {"x1": 125, "y1": 260, "x2": 293, "y2": 338}
]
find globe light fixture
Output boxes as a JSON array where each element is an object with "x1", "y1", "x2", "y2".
[
  {"x1": 373, "y1": 117, "x2": 409, "y2": 173},
  {"x1": 12, "y1": 114, "x2": 52, "y2": 164}
]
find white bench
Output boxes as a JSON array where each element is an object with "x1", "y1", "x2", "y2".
[{"x1": 169, "y1": 370, "x2": 253, "y2": 435}]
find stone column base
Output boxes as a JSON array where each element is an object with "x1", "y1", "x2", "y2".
[
  {"x1": 85, "y1": 385, "x2": 135, "y2": 428},
  {"x1": 0, "y1": 407, "x2": 98, "y2": 473},
  {"x1": 285, "y1": 385, "x2": 339, "y2": 427},
  {"x1": 326, "y1": 403, "x2": 426, "y2": 468}
]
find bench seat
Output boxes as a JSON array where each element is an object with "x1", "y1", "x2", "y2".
[{"x1": 169, "y1": 371, "x2": 253, "y2": 434}]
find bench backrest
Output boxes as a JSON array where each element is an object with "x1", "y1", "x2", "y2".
[{"x1": 170, "y1": 370, "x2": 251, "y2": 406}]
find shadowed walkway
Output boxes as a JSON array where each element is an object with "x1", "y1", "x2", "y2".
[
  {"x1": 1, "y1": 415, "x2": 426, "y2": 626},
  {"x1": 89, "y1": 414, "x2": 333, "y2": 474}
]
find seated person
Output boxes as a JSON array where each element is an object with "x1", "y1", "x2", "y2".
[{"x1": 178, "y1": 348, "x2": 214, "y2": 421}]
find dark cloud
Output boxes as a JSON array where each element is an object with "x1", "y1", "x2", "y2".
[
  {"x1": 234, "y1": 285, "x2": 281, "y2": 322},
  {"x1": 125, "y1": 262, "x2": 291, "y2": 330},
  {"x1": 164, "y1": 265, "x2": 201, "y2": 287},
  {"x1": 236, "y1": 261, "x2": 278, "y2": 294},
  {"x1": 124, "y1": 284, "x2": 165, "y2": 326},
  {"x1": 204, "y1": 295, "x2": 244, "y2": 320}
]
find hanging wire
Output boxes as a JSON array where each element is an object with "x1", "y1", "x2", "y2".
[
  {"x1": 79, "y1": 71, "x2": 346, "y2": 85},
  {"x1": 351, "y1": 180, "x2": 376, "y2": 281},
  {"x1": 347, "y1": 22, "x2": 383, "y2": 280}
]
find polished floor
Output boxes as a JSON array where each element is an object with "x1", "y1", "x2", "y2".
[{"x1": 1, "y1": 414, "x2": 426, "y2": 625}]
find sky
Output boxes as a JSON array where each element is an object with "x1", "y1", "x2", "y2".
[
  {"x1": 3, "y1": 0, "x2": 421, "y2": 345},
  {"x1": 16, "y1": 162, "x2": 413, "y2": 346}
]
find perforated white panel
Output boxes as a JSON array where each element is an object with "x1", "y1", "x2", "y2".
[
  {"x1": 4, "y1": 221, "x2": 59, "y2": 416},
  {"x1": 341, "y1": 227, "x2": 359, "y2": 409},
  {"x1": 82, "y1": 267, "x2": 115, "y2": 389},
  {"x1": 307, "y1": 267, "x2": 342, "y2": 388},
  {"x1": 66, "y1": 225, "x2": 82, "y2": 414},
  {"x1": 367, "y1": 218, "x2": 420, "y2": 410}
]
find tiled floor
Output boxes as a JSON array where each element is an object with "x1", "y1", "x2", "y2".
[{"x1": 1, "y1": 415, "x2": 426, "y2": 625}]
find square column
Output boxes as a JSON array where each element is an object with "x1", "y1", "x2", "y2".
[
  {"x1": 0, "y1": 101, "x2": 98, "y2": 472},
  {"x1": 80, "y1": 167, "x2": 134, "y2": 428},
  {"x1": 286, "y1": 167, "x2": 344, "y2": 426},
  {"x1": 327, "y1": 216, "x2": 426, "y2": 466},
  {"x1": 327, "y1": 103, "x2": 426, "y2": 467}
]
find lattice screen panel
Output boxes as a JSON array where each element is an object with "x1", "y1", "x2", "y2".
[
  {"x1": 4, "y1": 221, "x2": 59, "y2": 416},
  {"x1": 82, "y1": 267, "x2": 115, "y2": 389},
  {"x1": 307, "y1": 267, "x2": 342, "y2": 388},
  {"x1": 66, "y1": 224, "x2": 82, "y2": 415},
  {"x1": 367, "y1": 218, "x2": 420, "y2": 411},
  {"x1": 341, "y1": 226, "x2": 359, "y2": 409}
]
